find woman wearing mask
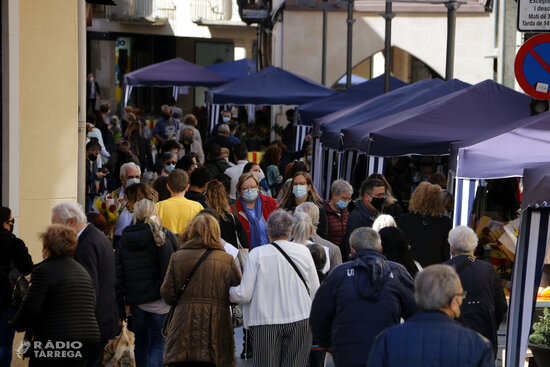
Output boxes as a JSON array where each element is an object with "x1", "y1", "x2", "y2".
[
  {"x1": 279, "y1": 172, "x2": 328, "y2": 239},
  {"x1": 231, "y1": 173, "x2": 278, "y2": 249},
  {"x1": 160, "y1": 152, "x2": 178, "y2": 177},
  {"x1": 397, "y1": 182, "x2": 452, "y2": 267},
  {"x1": 161, "y1": 213, "x2": 241, "y2": 367},
  {"x1": 367, "y1": 173, "x2": 403, "y2": 220},
  {"x1": 243, "y1": 162, "x2": 271, "y2": 197},
  {"x1": 324, "y1": 180, "x2": 353, "y2": 252},
  {"x1": 116, "y1": 199, "x2": 176, "y2": 367},
  {"x1": 205, "y1": 180, "x2": 249, "y2": 249}
]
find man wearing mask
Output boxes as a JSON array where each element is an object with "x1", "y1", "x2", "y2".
[
  {"x1": 112, "y1": 163, "x2": 142, "y2": 246},
  {"x1": 340, "y1": 179, "x2": 386, "y2": 261},
  {"x1": 0, "y1": 207, "x2": 33, "y2": 366},
  {"x1": 179, "y1": 127, "x2": 204, "y2": 164},
  {"x1": 152, "y1": 105, "x2": 179, "y2": 147},
  {"x1": 86, "y1": 73, "x2": 100, "y2": 114}
]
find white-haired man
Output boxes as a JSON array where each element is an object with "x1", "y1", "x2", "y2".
[
  {"x1": 112, "y1": 162, "x2": 141, "y2": 243},
  {"x1": 444, "y1": 226, "x2": 507, "y2": 357},
  {"x1": 51, "y1": 201, "x2": 119, "y2": 364},
  {"x1": 368, "y1": 264, "x2": 494, "y2": 366},
  {"x1": 310, "y1": 227, "x2": 416, "y2": 367}
]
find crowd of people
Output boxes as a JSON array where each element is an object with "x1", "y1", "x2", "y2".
[{"x1": 0, "y1": 103, "x2": 508, "y2": 367}]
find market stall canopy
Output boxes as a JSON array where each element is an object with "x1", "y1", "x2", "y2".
[
  {"x1": 204, "y1": 66, "x2": 335, "y2": 106},
  {"x1": 205, "y1": 58, "x2": 257, "y2": 81},
  {"x1": 317, "y1": 78, "x2": 470, "y2": 150},
  {"x1": 295, "y1": 74, "x2": 407, "y2": 126},
  {"x1": 522, "y1": 162, "x2": 550, "y2": 210},
  {"x1": 451, "y1": 110, "x2": 550, "y2": 180},
  {"x1": 124, "y1": 58, "x2": 229, "y2": 87},
  {"x1": 363, "y1": 80, "x2": 532, "y2": 157}
]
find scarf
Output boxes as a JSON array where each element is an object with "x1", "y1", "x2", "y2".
[{"x1": 241, "y1": 195, "x2": 263, "y2": 249}]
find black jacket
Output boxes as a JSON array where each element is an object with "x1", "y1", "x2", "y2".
[
  {"x1": 445, "y1": 255, "x2": 507, "y2": 356},
  {"x1": 205, "y1": 158, "x2": 231, "y2": 176},
  {"x1": 0, "y1": 230, "x2": 33, "y2": 308},
  {"x1": 219, "y1": 211, "x2": 249, "y2": 249},
  {"x1": 116, "y1": 222, "x2": 175, "y2": 317},
  {"x1": 397, "y1": 213, "x2": 452, "y2": 267},
  {"x1": 12, "y1": 256, "x2": 100, "y2": 342},
  {"x1": 340, "y1": 200, "x2": 378, "y2": 262},
  {"x1": 75, "y1": 224, "x2": 119, "y2": 341},
  {"x1": 185, "y1": 190, "x2": 207, "y2": 208}
]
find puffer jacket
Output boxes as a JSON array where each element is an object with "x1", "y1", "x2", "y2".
[
  {"x1": 324, "y1": 200, "x2": 349, "y2": 248},
  {"x1": 367, "y1": 312, "x2": 494, "y2": 366},
  {"x1": 116, "y1": 222, "x2": 175, "y2": 317},
  {"x1": 12, "y1": 256, "x2": 100, "y2": 342},
  {"x1": 161, "y1": 239, "x2": 241, "y2": 367},
  {"x1": 310, "y1": 250, "x2": 417, "y2": 367}
]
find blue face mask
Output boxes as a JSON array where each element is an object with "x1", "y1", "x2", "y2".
[
  {"x1": 126, "y1": 178, "x2": 140, "y2": 187},
  {"x1": 293, "y1": 185, "x2": 308, "y2": 200},
  {"x1": 306, "y1": 155, "x2": 312, "y2": 162},
  {"x1": 336, "y1": 200, "x2": 348, "y2": 210},
  {"x1": 242, "y1": 188, "x2": 258, "y2": 203},
  {"x1": 222, "y1": 116, "x2": 230, "y2": 123},
  {"x1": 165, "y1": 164, "x2": 175, "y2": 173}
]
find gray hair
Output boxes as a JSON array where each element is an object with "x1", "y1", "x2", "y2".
[
  {"x1": 331, "y1": 179, "x2": 353, "y2": 197},
  {"x1": 295, "y1": 202, "x2": 319, "y2": 227},
  {"x1": 133, "y1": 199, "x2": 165, "y2": 247},
  {"x1": 415, "y1": 264, "x2": 461, "y2": 311},
  {"x1": 120, "y1": 162, "x2": 141, "y2": 180},
  {"x1": 51, "y1": 201, "x2": 87, "y2": 224},
  {"x1": 163, "y1": 152, "x2": 177, "y2": 162},
  {"x1": 372, "y1": 214, "x2": 396, "y2": 232},
  {"x1": 349, "y1": 227, "x2": 381, "y2": 252},
  {"x1": 266, "y1": 210, "x2": 294, "y2": 240},
  {"x1": 218, "y1": 124, "x2": 230, "y2": 135},
  {"x1": 291, "y1": 211, "x2": 314, "y2": 245},
  {"x1": 448, "y1": 226, "x2": 478, "y2": 254}
]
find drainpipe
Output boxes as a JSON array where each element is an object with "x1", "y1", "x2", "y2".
[{"x1": 77, "y1": 0, "x2": 86, "y2": 206}]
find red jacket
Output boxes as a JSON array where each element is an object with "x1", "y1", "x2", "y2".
[
  {"x1": 324, "y1": 200, "x2": 349, "y2": 248},
  {"x1": 231, "y1": 193, "x2": 279, "y2": 247}
]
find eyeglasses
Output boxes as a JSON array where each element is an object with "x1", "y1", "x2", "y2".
[
  {"x1": 368, "y1": 193, "x2": 386, "y2": 199},
  {"x1": 166, "y1": 161, "x2": 177, "y2": 165},
  {"x1": 453, "y1": 291, "x2": 467, "y2": 300}
]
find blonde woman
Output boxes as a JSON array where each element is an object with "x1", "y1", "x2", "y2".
[
  {"x1": 117, "y1": 199, "x2": 177, "y2": 367},
  {"x1": 161, "y1": 213, "x2": 241, "y2": 367},
  {"x1": 397, "y1": 182, "x2": 452, "y2": 267}
]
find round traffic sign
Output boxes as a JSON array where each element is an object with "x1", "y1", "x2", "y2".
[{"x1": 515, "y1": 34, "x2": 550, "y2": 100}]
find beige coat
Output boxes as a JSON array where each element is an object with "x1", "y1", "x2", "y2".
[{"x1": 161, "y1": 239, "x2": 241, "y2": 366}]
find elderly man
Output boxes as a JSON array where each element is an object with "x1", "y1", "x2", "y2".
[
  {"x1": 51, "y1": 201, "x2": 118, "y2": 364},
  {"x1": 230, "y1": 210, "x2": 320, "y2": 367},
  {"x1": 444, "y1": 226, "x2": 507, "y2": 356},
  {"x1": 111, "y1": 162, "x2": 142, "y2": 245},
  {"x1": 368, "y1": 264, "x2": 494, "y2": 366},
  {"x1": 340, "y1": 179, "x2": 386, "y2": 261},
  {"x1": 295, "y1": 202, "x2": 342, "y2": 273},
  {"x1": 310, "y1": 227, "x2": 416, "y2": 367}
]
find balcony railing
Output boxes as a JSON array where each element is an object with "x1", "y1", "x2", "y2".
[
  {"x1": 107, "y1": 0, "x2": 176, "y2": 23},
  {"x1": 191, "y1": 0, "x2": 244, "y2": 23}
]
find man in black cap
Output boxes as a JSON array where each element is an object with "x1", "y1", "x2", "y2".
[{"x1": 0, "y1": 207, "x2": 33, "y2": 365}]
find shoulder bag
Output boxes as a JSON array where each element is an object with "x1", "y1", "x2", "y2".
[
  {"x1": 162, "y1": 249, "x2": 212, "y2": 337},
  {"x1": 271, "y1": 242, "x2": 310, "y2": 296}
]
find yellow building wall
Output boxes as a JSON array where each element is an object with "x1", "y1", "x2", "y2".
[{"x1": 18, "y1": 0, "x2": 79, "y2": 262}]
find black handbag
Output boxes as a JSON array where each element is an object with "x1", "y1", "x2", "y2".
[{"x1": 162, "y1": 249, "x2": 212, "y2": 337}]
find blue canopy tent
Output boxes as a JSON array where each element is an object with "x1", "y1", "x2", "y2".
[
  {"x1": 204, "y1": 66, "x2": 334, "y2": 134},
  {"x1": 205, "y1": 58, "x2": 257, "y2": 81},
  {"x1": 122, "y1": 58, "x2": 229, "y2": 108},
  {"x1": 309, "y1": 78, "x2": 469, "y2": 197},
  {"x1": 295, "y1": 74, "x2": 407, "y2": 127}
]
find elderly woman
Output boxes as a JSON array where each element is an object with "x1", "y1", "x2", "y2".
[
  {"x1": 159, "y1": 152, "x2": 178, "y2": 177},
  {"x1": 161, "y1": 213, "x2": 241, "y2": 367},
  {"x1": 397, "y1": 182, "x2": 452, "y2": 267},
  {"x1": 372, "y1": 214, "x2": 397, "y2": 232},
  {"x1": 444, "y1": 226, "x2": 507, "y2": 357},
  {"x1": 231, "y1": 172, "x2": 279, "y2": 249},
  {"x1": 12, "y1": 225, "x2": 100, "y2": 366},
  {"x1": 324, "y1": 180, "x2": 353, "y2": 250},
  {"x1": 230, "y1": 210, "x2": 320, "y2": 367},
  {"x1": 294, "y1": 202, "x2": 342, "y2": 274},
  {"x1": 279, "y1": 172, "x2": 328, "y2": 239},
  {"x1": 116, "y1": 199, "x2": 176, "y2": 367}
]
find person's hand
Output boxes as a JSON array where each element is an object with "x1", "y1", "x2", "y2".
[{"x1": 96, "y1": 171, "x2": 106, "y2": 179}]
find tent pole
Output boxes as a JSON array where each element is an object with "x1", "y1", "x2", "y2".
[{"x1": 345, "y1": 0, "x2": 355, "y2": 89}]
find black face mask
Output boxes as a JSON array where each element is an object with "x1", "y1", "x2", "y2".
[
  {"x1": 162, "y1": 113, "x2": 171, "y2": 119},
  {"x1": 370, "y1": 197, "x2": 385, "y2": 211},
  {"x1": 87, "y1": 153, "x2": 97, "y2": 161},
  {"x1": 184, "y1": 135, "x2": 193, "y2": 143}
]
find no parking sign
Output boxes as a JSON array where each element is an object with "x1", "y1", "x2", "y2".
[{"x1": 515, "y1": 34, "x2": 550, "y2": 100}]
